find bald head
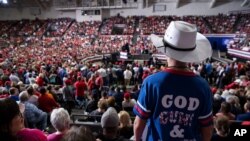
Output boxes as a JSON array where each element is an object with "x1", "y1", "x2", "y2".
[{"x1": 19, "y1": 91, "x2": 29, "y2": 102}]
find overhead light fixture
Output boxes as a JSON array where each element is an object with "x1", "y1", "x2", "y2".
[
  {"x1": 1, "y1": 0, "x2": 8, "y2": 4},
  {"x1": 241, "y1": 0, "x2": 249, "y2": 7}
]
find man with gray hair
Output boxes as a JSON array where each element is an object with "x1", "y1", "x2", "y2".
[
  {"x1": 97, "y1": 107, "x2": 128, "y2": 141},
  {"x1": 19, "y1": 91, "x2": 47, "y2": 130},
  {"x1": 47, "y1": 108, "x2": 71, "y2": 141}
]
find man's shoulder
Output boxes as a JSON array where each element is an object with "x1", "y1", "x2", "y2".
[
  {"x1": 144, "y1": 71, "x2": 167, "y2": 82},
  {"x1": 25, "y1": 101, "x2": 34, "y2": 107}
]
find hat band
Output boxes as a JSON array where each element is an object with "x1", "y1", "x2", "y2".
[{"x1": 162, "y1": 39, "x2": 196, "y2": 51}]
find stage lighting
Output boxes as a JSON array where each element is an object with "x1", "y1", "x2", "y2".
[{"x1": 0, "y1": 0, "x2": 8, "y2": 4}]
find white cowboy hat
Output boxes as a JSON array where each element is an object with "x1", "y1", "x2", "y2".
[{"x1": 150, "y1": 21, "x2": 212, "y2": 63}]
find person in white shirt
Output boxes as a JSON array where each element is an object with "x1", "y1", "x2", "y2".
[
  {"x1": 123, "y1": 66, "x2": 132, "y2": 86},
  {"x1": 122, "y1": 92, "x2": 136, "y2": 109},
  {"x1": 97, "y1": 66, "x2": 107, "y2": 78},
  {"x1": 97, "y1": 66, "x2": 108, "y2": 86},
  {"x1": 133, "y1": 65, "x2": 139, "y2": 84},
  {"x1": 9, "y1": 70, "x2": 20, "y2": 84}
]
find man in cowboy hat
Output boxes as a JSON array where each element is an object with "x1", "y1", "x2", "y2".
[{"x1": 133, "y1": 21, "x2": 213, "y2": 141}]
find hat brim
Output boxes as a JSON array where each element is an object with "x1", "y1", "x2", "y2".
[{"x1": 150, "y1": 33, "x2": 212, "y2": 63}]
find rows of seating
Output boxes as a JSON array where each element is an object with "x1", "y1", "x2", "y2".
[
  {"x1": 100, "y1": 16, "x2": 136, "y2": 35},
  {"x1": 138, "y1": 16, "x2": 174, "y2": 35},
  {"x1": 1, "y1": 14, "x2": 250, "y2": 69},
  {"x1": 65, "y1": 21, "x2": 101, "y2": 37},
  {"x1": 205, "y1": 14, "x2": 238, "y2": 33},
  {"x1": 1, "y1": 14, "x2": 250, "y2": 39},
  {"x1": 45, "y1": 18, "x2": 73, "y2": 37},
  {"x1": 34, "y1": 20, "x2": 50, "y2": 37},
  {"x1": 18, "y1": 19, "x2": 45, "y2": 36},
  {"x1": 236, "y1": 14, "x2": 250, "y2": 34},
  {"x1": 0, "y1": 21, "x2": 15, "y2": 37},
  {"x1": 181, "y1": 15, "x2": 211, "y2": 34}
]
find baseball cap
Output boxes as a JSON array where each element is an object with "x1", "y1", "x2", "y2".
[
  {"x1": 101, "y1": 107, "x2": 119, "y2": 128},
  {"x1": 124, "y1": 92, "x2": 130, "y2": 99}
]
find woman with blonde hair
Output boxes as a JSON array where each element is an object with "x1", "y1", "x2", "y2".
[
  {"x1": 118, "y1": 110, "x2": 133, "y2": 139},
  {"x1": 89, "y1": 99, "x2": 108, "y2": 122}
]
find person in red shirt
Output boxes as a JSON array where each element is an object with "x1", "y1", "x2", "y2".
[
  {"x1": 142, "y1": 70, "x2": 150, "y2": 81},
  {"x1": 0, "y1": 92, "x2": 9, "y2": 99},
  {"x1": 74, "y1": 76, "x2": 87, "y2": 109},
  {"x1": 95, "y1": 72, "x2": 103, "y2": 90},
  {"x1": 38, "y1": 87, "x2": 60, "y2": 113},
  {"x1": 36, "y1": 73, "x2": 45, "y2": 87},
  {"x1": 87, "y1": 74, "x2": 96, "y2": 94}
]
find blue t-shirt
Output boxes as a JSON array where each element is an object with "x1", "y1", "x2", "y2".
[
  {"x1": 133, "y1": 68, "x2": 213, "y2": 141},
  {"x1": 10, "y1": 95, "x2": 19, "y2": 101},
  {"x1": 205, "y1": 63, "x2": 212, "y2": 75}
]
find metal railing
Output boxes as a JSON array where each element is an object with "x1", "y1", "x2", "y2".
[
  {"x1": 53, "y1": 0, "x2": 138, "y2": 8},
  {"x1": 53, "y1": 0, "x2": 77, "y2": 8},
  {"x1": 229, "y1": 9, "x2": 250, "y2": 14}
]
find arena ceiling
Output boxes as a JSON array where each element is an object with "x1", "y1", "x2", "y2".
[
  {"x1": 0, "y1": 0, "x2": 52, "y2": 9},
  {"x1": 0, "y1": 0, "x2": 249, "y2": 9}
]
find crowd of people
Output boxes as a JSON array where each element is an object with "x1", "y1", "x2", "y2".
[
  {"x1": 0, "y1": 14, "x2": 250, "y2": 141},
  {"x1": 19, "y1": 19, "x2": 45, "y2": 37},
  {"x1": 0, "y1": 46, "x2": 250, "y2": 141},
  {"x1": 45, "y1": 18, "x2": 73, "y2": 37},
  {"x1": 206, "y1": 14, "x2": 237, "y2": 34},
  {"x1": 0, "y1": 14, "x2": 249, "y2": 62},
  {"x1": 138, "y1": 15, "x2": 211, "y2": 35},
  {"x1": 236, "y1": 14, "x2": 250, "y2": 34},
  {"x1": 101, "y1": 16, "x2": 136, "y2": 35},
  {"x1": 138, "y1": 16, "x2": 174, "y2": 35}
]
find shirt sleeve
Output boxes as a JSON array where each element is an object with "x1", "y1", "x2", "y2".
[
  {"x1": 32, "y1": 103, "x2": 46, "y2": 121},
  {"x1": 133, "y1": 81, "x2": 153, "y2": 120},
  {"x1": 50, "y1": 97, "x2": 59, "y2": 108},
  {"x1": 198, "y1": 86, "x2": 213, "y2": 127}
]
